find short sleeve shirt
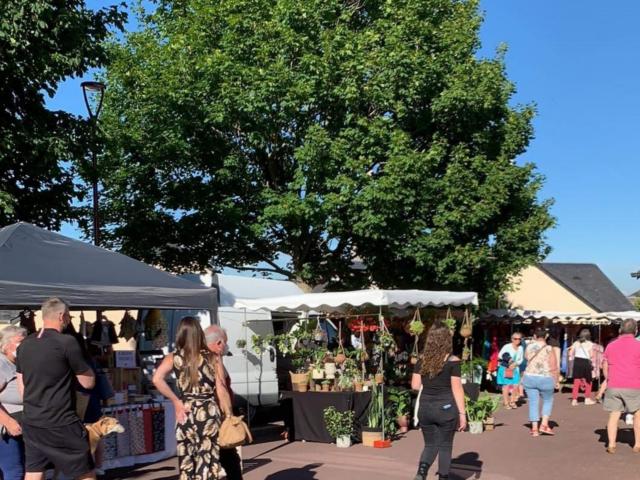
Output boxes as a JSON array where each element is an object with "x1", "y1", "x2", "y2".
[
  {"x1": 604, "y1": 335, "x2": 640, "y2": 389},
  {"x1": 525, "y1": 343, "x2": 553, "y2": 377},
  {"x1": 414, "y1": 358, "x2": 461, "y2": 398},
  {"x1": 0, "y1": 354, "x2": 22, "y2": 414},
  {"x1": 16, "y1": 329, "x2": 90, "y2": 427}
]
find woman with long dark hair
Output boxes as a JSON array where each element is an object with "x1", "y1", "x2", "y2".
[
  {"x1": 153, "y1": 317, "x2": 232, "y2": 479},
  {"x1": 411, "y1": 325, "x2": 466, "y2": 480}
]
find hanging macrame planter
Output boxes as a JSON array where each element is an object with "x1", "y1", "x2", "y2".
[
  {"x1": 460, "y1": 308, "x2": 473, "y2": 338},
  {"x1": 335, "y1": 322, "x2": 347, "y2": 365},
  {"x1": 408, "y1": 308, "x2": 423, "y2": 365}
]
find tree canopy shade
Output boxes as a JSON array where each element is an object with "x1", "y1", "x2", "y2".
[
  {"x1": 98, "y1": 0, "x2": 554, "y2": 305},
  {"x1": 0, "y1": 0, "x2": 126, "y2": 230}
]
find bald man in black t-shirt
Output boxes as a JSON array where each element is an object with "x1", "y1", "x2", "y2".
[{"x1": 16, "y1": 297, "x2": 96, "y2": 480}]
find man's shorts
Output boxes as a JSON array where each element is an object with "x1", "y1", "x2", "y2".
[
  {"x1": 22, "y1": 420, "x2": 94, "y2": 477},
  {"x1": 603, "y1": 388, "x2": 640, "y2": 413}
]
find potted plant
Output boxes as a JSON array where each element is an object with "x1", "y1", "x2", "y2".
[
  {"x1": 362, "y1": 382, "x2": 384, "y2": 446},
  {"x1": 324, "y1": 353, "x2": 337, "y2": 379},
  {"x1": 323, "y1": 406, "x2": 355, "y2": 448},
  {"x1": 479, "y1": 395, "x2": 500, "y2": 431},
  {"x1": 235, "y1": 339, "x2": 247, "y2": 349},
  {"x1": 321, "y1": 380, "x2": 331, "y2": 392},
  {"x1": 311, "y1": 349, "x2": 326, "y2": 380},
  {"x1": 388, "y1": 387, "x2": 411, "y2": 433},
  {"x1": 465, "y1": 395, "x2": 500, "y2": 434}
]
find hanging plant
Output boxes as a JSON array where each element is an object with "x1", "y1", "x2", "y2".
[
  {"x1": 460, "y1": 309, "x2": 473, "y2": 338},
  {"x1": 443, "y1": 308, "x2": 456, "y2": 333},
  {"x1": 408, "y1": 308, "x2": 425, "y2": 337}
]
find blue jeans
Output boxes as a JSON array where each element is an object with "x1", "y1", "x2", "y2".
[
  {"x1": 0, "y1": 434, "x2": 25, "y2": 480},
  {"x1": 523, "y1": 374, "x2": 555, "y2": 422}
]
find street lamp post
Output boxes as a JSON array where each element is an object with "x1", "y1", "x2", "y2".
[{"x1": 81, "y1": 80, "x2": 106, "y2": 246}]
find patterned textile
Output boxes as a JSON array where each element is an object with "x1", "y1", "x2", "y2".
[
  {"x1": 173, "y1": 350, "x2": 222, "y2": 480},
  {"x1": 103, "y1": 433, "x2": 118, "y2": 461},
  {"x1": 143, "y1": 407, "x2": 154, "y2": 454},
  {"x1": 129, "y1": 407, "x2": 147, "y2": 455},
  {"x1": 116, "y1": 410, "x2": 131, "y2": 457},
  {"x1": 151, "y1": 406, "x2": 165, "y2": 452}
]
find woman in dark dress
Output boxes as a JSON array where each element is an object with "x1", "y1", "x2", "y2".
[
  {"x1": 411, "y1": 325, "x2": 466, "y2": 480},
  {"x1": 153, "y1": 317, "x2": 232, "y2": 480}
]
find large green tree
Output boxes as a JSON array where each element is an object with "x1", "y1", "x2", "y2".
[
  {"x1": 98, "y1": 0, "x2": 554, "y2": 303},
  {"x1": 0, "y1": 0, "x2": 125, "y2": 229}
]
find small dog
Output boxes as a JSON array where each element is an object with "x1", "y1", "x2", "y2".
[
  {"x1": 86, "y1": 416, "x2": 126, "y2": 455},
  {"x1": 52, "y1": 416, "x2": 125, "y2": 479}
]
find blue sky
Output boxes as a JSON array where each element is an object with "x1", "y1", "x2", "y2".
[{"x1": 49, "y1": 0, "x2": 640, "y2": 294}]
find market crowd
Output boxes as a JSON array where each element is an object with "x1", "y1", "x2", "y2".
[{"x1": 0, "y1": 297, "x2": 242, "y2": 480}]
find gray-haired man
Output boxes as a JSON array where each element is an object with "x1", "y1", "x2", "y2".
[{"x1": 205, "y1": 325, "x2": 243, "y2": 480}]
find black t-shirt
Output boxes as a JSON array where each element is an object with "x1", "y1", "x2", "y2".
[
  {"x1": 16, "y1": 329, "x2": 90, "y2": 427},
  {"x1": 414, "y1": 358, "x2": 461, "y2": 398}
]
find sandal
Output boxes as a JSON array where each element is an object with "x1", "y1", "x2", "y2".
[
  {"x1": 540, "y1": 425, "x2": 555, "y2": 436},
  {"x1": 509, "y1": 402, "x2": 517, "y2": 409},
  {"x1": 606, "y1": 445, "x2": 616, "y2": 454},
  {"x1": 530, "y1": 428, "x2": 539, "y2": 437}
]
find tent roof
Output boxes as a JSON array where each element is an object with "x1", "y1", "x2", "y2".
[
  {"x1": 213, "y1": 273, "x2": 303, "y2": 307},
  {"x1": 484, "y1": 309, "x2": 640, "y2": 325},
  {"x1": 233, "y1": 289, "x2": 478, "y2": 312},
  {"x1": 0, "y1": 223, "x2": 216, "y2": 310}
]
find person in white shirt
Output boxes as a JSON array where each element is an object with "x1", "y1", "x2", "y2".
[
  {"x1": 568, "y1": 329, "x2": 597, "y2": 406},
  {"x1": 497, "y1": 334, "x2": 524, "y2": 409}
]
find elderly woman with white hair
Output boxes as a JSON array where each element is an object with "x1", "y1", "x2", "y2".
[{"x1": 0, "y1": 325, "x2": 27, "y2": 480}]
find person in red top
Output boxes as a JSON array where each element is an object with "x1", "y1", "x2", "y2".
[
  {"x1": 602, "y1": 319, "x2": 640, "y2": 454},
  {"x1": 205, "y1": 325, "x2": 243, "y2": 480}
]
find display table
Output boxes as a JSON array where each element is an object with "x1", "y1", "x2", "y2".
[
  {"x1": 281, "y1": 391, "x2": 372, "y2": 443},
  {"x1": 102, "y1": 400, "x2": 176, "y2": 470}
]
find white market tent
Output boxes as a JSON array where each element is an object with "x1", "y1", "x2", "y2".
[
  {"x1": 0, "y1": 222, "x2": 217, "y2": 311},
  {"x1": 234, "y1": 289, "x2": 478, "y2": 312},
  {"x1": 485, "y1": 309, "x2": 640, "y2": 326}
]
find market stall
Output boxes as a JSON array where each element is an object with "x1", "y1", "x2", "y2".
[
  {"x1": 235, "y1": 289, "x2": 479, "y2": 445},
  {"x1": 0, "y1": 222, "x2": 217, "y2": 470}
]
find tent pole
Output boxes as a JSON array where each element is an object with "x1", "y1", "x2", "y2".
[
  {"x1": 243, "y1": 307, "x2": 250, "y2": 429},
  {"x1": 379, "y1": 305, "x2": 385, "y2": 442}
]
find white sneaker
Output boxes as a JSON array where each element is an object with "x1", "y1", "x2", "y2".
[
  {"x1": 585, "y1": 398, "x2": 596, "y2": 406},
  {"x1": 626, "y1": 414, "x2": 634, "y2": 425},
  {"x1": 571, "y1": 399, "x2": 578, "y2": 406}
]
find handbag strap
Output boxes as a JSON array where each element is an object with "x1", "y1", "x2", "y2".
[{"x1": 526, "y1": 344, "x2": 549, "y2": 371}]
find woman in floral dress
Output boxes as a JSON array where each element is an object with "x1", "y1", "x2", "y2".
[{"x1": 153, "y1": 317, "x2": 232, "y2": 479}]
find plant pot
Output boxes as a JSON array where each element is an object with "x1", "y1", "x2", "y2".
[
  {"x1": 312, "y1": 368, "x2": 324, "y2": 380},
  {"x1": 324, "y1": 362, "x2": 336, "y2": 379},
  {"x1": 335, "y1": 353, "x2": 347, "y2": 365},
  {"x1": 374, "y1": 373, "x2": 384, "y2": 385},
  {"x1": 361, "y1": 428, "x2": 383, "y2": 447},
  {"x1": 460, "y1": 326, "x2": 472, "y2": 338},
  {"x1": 468, "y1": 421, "x2": 483, "y2": 434},
  {"x1": 483, "y1": 416, "x2": 495, "y2": 431},
  {"x1": 322, "y1": 384, "x2": 330, "y2": 392},
  {"x1": 290, "y1": 371, "x2": 309, "y2": 385},
  {"x1": 354, "y1": 382, "x2": 363, "y2": 392},
  {"x1": 292, "y1": 382, "x2": 308, "y2": 393},
  {"x1": 397, "y1": 415, "x2": 409, "y2": 433},
  {"x1": 410, "y1": 355, "x2": 419, "y2": 366},
  {"x1": 315, "y1": 384, "x2": 322, "y2": 392},
  {"x1": 336, "y1": 435, "x2": 351, "y2": 448}
]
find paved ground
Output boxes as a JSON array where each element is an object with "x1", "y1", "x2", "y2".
[{"x1": 106, "y1": 392, "x2": 640, "y2": 479}]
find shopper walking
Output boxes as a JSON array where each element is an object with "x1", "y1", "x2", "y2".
[
  {"x1": 205, "y1": 325, "x2": 243, "y2": 480},
  {"x1": 0, "y1": 326, "x2": 27, "y2": 480},
  {"x1": 497, "y1": 333, "x2": 524, "y2": 409},
  {"x1": 153, "y1": 317, "x2": 232, "y2": 479},
  {"x1": 411, "y1": 325, "x2": 466, "y2": 480},
  {"x1": 16, "y1": 297, "x2": 97, "y2": 480},
  {"x1": 522, "y1": 328, "x2": 558, "y2": 437},
  {"x1": 602, "y1": 319, "x2": 640, "y2": 454},
  {"x1": 568, "y1": 329, "x2": 597, "y2": 406}
]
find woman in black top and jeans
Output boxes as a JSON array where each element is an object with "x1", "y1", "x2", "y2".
[{"x1": 411, "y1": 325, "x2": 467, "y2": 480}]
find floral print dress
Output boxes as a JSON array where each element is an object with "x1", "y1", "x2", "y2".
[{"x1": 173, "y1": 350, "x2": 221, "y2": 480}]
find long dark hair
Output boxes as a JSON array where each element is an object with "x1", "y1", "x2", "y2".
[
  {"x1": 419, "y1": 324, "x2": 453, "y2": 378},
  {"x1": 175, "y1": 316, "x2": 209, "y2": 390}
]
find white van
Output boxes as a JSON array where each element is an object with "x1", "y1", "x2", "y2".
[{"x1": 161, "y1": 273, "x2": 303, "y2": 410}]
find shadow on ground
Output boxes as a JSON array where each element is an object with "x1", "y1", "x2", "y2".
[
  {"x1": 450, "y1": 452, "x2": 483, "y2": 479},
  {"x1": 595, "y1": 427, "x2": 636, "y2": 448},
  {"x1": 262, "y1": 463, "x2": 323, "y2": 479}
]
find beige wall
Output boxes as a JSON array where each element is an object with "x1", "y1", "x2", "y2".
[{"x1": 506, "y1": 265, "x2": 597, "y2": 314}]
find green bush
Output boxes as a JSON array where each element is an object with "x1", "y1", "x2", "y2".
[{"x1": 323, "y1": 407, "x2": 355, "y2": 438}]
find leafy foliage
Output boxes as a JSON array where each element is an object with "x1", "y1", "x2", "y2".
[
  {"x1": 97, "y1": 0, "x2": 553, "y2": 303},
  {"x1": 0, "y1": 0, "x2": 126, "y2": 229},
  {"x1": 323, "y1": 406, "x2": 354, "y2": 438}
]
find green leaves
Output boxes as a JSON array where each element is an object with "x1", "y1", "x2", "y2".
[
  {"x1": 97, "y1": 0, "x2": 554, "y2": 305},
  {"x1": 0, "y1": 1, "x2": 126, "y2": 230}
]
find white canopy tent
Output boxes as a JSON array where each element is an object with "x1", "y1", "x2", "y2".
[
  {"x1": 234, "y1": 288, "x2": 479, "y2": 443},
  {"x1": 485, "y1": 309, "x2": 640, "y2": 325},
  {"x1": 233, "y1": 289, "x2": 478, "y2": 312}
]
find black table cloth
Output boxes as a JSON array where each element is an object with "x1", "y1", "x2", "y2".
[{"x1": 281, "y1": 391, "x2": 371, "y2": 443}]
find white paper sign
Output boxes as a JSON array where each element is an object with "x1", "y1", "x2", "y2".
[{"x1": 115, "y1": 350, "x2": 137, "y2": 368}]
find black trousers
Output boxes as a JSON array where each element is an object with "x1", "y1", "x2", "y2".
[
  {"x1": 220, "y1": 447, "x2": 243, "y2": 480},
  {"x1": 418, "y1": 400, "x2": 458, "y2": 478}
]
